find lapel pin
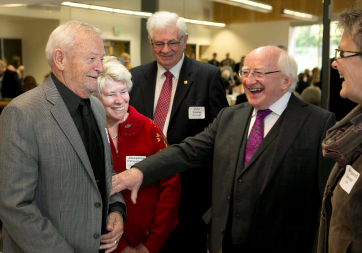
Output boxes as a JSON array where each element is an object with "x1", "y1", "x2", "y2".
[
  {"x1": 124, "y1": 124, "x2": 132, "y2": 129},
  {"x1": 184, "y1": 80, "x2": 188, "y2": 84}
]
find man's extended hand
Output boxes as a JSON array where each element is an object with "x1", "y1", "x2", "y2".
[
  {"x1": 111, "y1": 168, "x2": 143, "y2": 204},
  {"x1": 100, "y1": 211, "x2": 124, "y2": 253},
  {"x1": 122, "y1": 245, "x2": 137, "y2": 253},
  {"x1": 135, "y1": 243, "x2": 149, "y2": 253}
]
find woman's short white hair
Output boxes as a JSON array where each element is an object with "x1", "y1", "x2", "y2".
[
  {"x1": 45, "y1": 21, "x2": 104, "y2": 67},
  {"x1": 278, "y1": 49, "x2": 298, "y2": 92},
  {"x1": 146, "y1": 11, "x2": 186, "y2": 40},
  {"x1": 95, "y1": 56, "x2": 133, "y2": 97}
]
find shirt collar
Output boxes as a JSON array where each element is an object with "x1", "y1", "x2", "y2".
[
  {"x1": 252, "y1": 92, "x2": 292, "y2": 117},
  {"x1": 51, "y1": 73, "x2": 81, "y2": 115},
  {"x1": 157, "y1": 53, "x2": 185, "y2": 80}
]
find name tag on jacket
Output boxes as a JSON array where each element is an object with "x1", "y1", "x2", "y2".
[
  {"x1": 189, "y1": 106, "x2": 205, "y2": 119},
  {"x1": 340, "y1": 165, "x2": 360, "y2": 194}
]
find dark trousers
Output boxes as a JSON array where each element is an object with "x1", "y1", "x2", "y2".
[
  {"x1": 222, "y1": 232, "x2": 252, "y2": 252},
  {"x1": 160, "y1": 217, "x2": 207, "y2": 253}
]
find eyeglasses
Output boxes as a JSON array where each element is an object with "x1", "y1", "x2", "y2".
[
  {"x1": 238, "y1": 70, "x2": 281, "y2": 79},
  {"x1": 151, "y1": 35, "x2": 184, "y2": 50},
  {"x1": 335, "y1": 49, "x2": 362, "y2": 60}
]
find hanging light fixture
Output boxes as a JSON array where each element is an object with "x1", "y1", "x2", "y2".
[
  {"x1": 61, "y1": 2, "x2": 225, "y2": 27},
  {"x1": 210, "y1": 0, "x2": 273, "y2": 13},
  {"x1": 281, "y1": 8, "x2": 319, "y2": 21}
]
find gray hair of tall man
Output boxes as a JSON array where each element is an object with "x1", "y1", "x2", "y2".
[
  {"x1": 338, "y1": 6, "x2": 362, "y2": 53},
  {"x1": 146, "y1": 11, "x2": 186, "y2": 40},
  {"x1": 45, "y1": 21, "x2": 104, "y2": 67},
  {"x1": 277, "y1": 49, "x2": 298, "y2": 92},
  {"x1": 95, "y1": 56, "x2": 133, "y2": 97}
]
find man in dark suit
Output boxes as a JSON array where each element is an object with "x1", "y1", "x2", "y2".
[
  {"x1": 129, "y1": 11, "x2": 228, "y2": 253},
  {"x1": 0, "y1": 21, "x2": 125, "y2": 253},
  {"x1": 221, "y1": 52, "x2": 235, "y2": 69},
  {"x1": 0, "y1": 60, "x2": 23, "y2": 99},
  {"x1": 208, "y1": 52, "x2": 220, "y2": 67},
  {"x1": 113, "y1": 46, "x2": 336, "y2": 253}
]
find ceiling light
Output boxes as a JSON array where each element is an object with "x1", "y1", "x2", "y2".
[
  {"x1": 210, "y1": 0, "x2": 272, "y2": 13},
  {"x1": 114, "y1": 9, "x2": 134, "y2": 15},
  {"x1": 90, "y1": 5, "x2": 113, "y2": 12},
  {"x1": 62, "y1": 2, "x2": 89, "y2": 8},
  {"x1": 61, "y1": 2, "x2": 226, "y2": 27},
  {"x1": 0, "y1": 4, "x2": 26, "y2": 7},
  {"x1": 281, "y1": 8, "x2": 319, "y2": 21}
]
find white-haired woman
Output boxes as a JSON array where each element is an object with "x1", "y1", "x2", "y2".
[{"x1": 96, "y1": 56, "x2": 180, "y2": 253}]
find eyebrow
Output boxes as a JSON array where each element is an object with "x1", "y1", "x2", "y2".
[{"x1": 241, "y1": 67, "x2": 265, "y2": 71}]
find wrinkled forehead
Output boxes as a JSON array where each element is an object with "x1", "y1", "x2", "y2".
[{"x1": 243, "y1": 48, "x2": 279, "y2": 70}]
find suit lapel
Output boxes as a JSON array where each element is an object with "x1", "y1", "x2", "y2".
[
  {"x1": 229, "y1": 104, "x2": 253, "y2": 178},
  {"x1": 44, "y1": 79, "x2": 97, "y2": 185},
  {"x1": 141, "y1": 62, "x2": 158, "y2": 119},
  {"x1": 260, "y1": 95, "x2": 311, "y2": 193},
  {"x1": 90, "y1": 96, "x2": 112, "y2": 195},
  {"x1": 170, "y1": 56, "x2": 194, "y2": 121}
]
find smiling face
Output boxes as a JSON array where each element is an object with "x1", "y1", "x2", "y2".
[
  {"x1": 242, "y1": 47, "x2": 291, "y2": 110},
  {"x1": 99, "y1": 79, "x2": 129, "y2": 124},
  {"x1": 150, "y1": 25, "x2": 187, "y2": 70},
  {"x1": 332, "y1": 32, "x2": 362, "y2": 104},
  {"x1": 62, "y1": 34, "x2": 105, "y2": 98}
]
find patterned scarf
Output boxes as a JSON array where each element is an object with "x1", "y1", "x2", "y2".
[{"x1": 322, "y1": 105, "x2": 362, "y2": 167}]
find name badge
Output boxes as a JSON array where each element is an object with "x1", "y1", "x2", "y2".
[
  {"x1": 189, "y1": 106, "x2": 205, "y2": 119},
  {"x1": 105, "y1": 128, "x2": 110, "y2": 143},
  {"x1": 126, "y1": 156, "x2": 146, "y2": 170},
  {"x1": 339, "y1": 165, "x2": 360, "y2": 194}
]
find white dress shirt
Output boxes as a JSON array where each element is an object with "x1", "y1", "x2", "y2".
[
  {"x1": 154, "y1": 53, "x2": 185, "y2": 137},
  {"x1": 248, "y1": 92, "x2": 292, "y2": 137}
]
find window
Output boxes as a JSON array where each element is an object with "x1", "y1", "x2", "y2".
[{"x1": 289, "y1": 22, "x2": 342, "y2": 73}]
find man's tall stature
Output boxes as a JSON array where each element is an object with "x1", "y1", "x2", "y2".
[
  {"x1": 129, "y1": 11, "x2": 228, "y2": 252},
  {"x1": 0, "y1": 21, "x2": 125, "y2": 253}
]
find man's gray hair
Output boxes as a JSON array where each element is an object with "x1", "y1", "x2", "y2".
[
  {"x1": 278, "y1": 49, "x2": 298, "y2": 92},
  {"x1": 146, "y1": 11, "x2": 186, "y2": 40},
  {"x1": 338, "y1": 5, "x2": 362, "y2": 53},
  {"x1": 45, "y1": 21, "x2": 104, "y2": 67},
  {"x1": 95, "y1": 56, "x2": 133, "y2": 97}
]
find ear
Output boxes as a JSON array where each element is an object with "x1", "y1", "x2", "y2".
[
  {"x1": 53, "y1": 49, "x2": 66, "y2": 71},
  {"x1": 281, "y1": 75, "x2": 292, "y2": 91},
  {"x1": 183, "y1": 33, "x2": 189, "y2": 50},
  {"x1": 148, "y1": 36, "x2": 152, "y2": 45}
]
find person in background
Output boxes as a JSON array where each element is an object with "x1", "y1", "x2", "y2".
[
  {"x1": 189, "y1": 51, "x2": 196, "y2": 60},
  {"x1": 128, "y1": 11, "x2": 228, "y2": 253},
  {"x1": 221, "y1": 52, "x2": 235, "y2": 69},
  {"x1": 0, "y1": 59, "x2": 23, "y2": 99},
  {"x1": 22, "y1": 75, "x2": 37, "y2": 92},
  {"x1": 318, "y1": 6, "x2": 362, "y2": 253},
  {"x1": 0, "y1": 21, "x2": 125, "y2": 253},
  {"x1": 208, "y1": 52, "x2": 219, "y2": 67},
  {"x1": 112, "y1": 46, "x2": 335, "y2": 253},
  {"x1": 301, "y1": 85, "x2": 322, "y2": 107},
  {"x1": 7, "y1": 56, "x2": 24, "y2": 80},
  {"x1": 121, "y1": 52, "x2": 133, "y2": 70},
  {"x1": 295, "y1": 73, "x2": 309, "y2": 95},
  {"x1": 96, "y1": 56, "x2": 180, "y2": 253},
  {"x1": 234, "y1": 56, "x2": 245, "y2": 74}
]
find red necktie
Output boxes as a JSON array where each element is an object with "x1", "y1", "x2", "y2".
[
  {"x1": 154, "y1": 71, "x2": 173, "y2": 131},
  {"x1": 244, "y1": 109, "x2": 272, "y2": 166}
]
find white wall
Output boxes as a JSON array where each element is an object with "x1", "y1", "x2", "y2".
[
  {"x1": 202, "y1": 20, "x2": 291, "y2": 62},
  {"x1": 0, "y1": 1, "x2": 142, "y2": 82}
]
